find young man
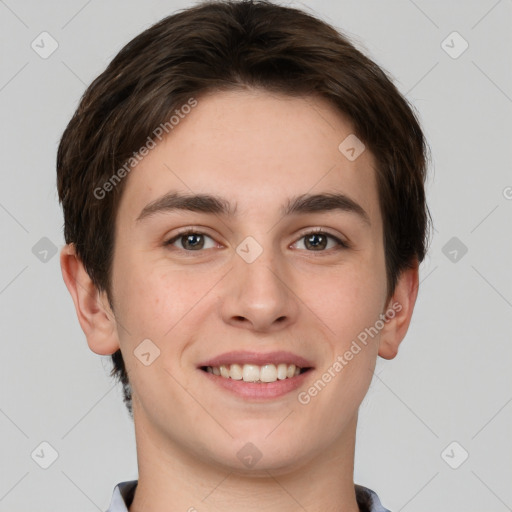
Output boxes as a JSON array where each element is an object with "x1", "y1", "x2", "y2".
[{"x1": 57, "y1": 1, "x2": 431, "y2": 511}]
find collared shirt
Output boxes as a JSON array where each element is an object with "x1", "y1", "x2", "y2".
[{"x1": 106, "y1": 480, "x2": 391, "y2": 512}]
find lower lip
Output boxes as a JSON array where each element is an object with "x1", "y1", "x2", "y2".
[{"x1": 199, "y1": 369, "x2": 313, "y2": 400}]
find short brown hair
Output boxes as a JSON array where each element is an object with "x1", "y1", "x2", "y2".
[{"x1": 57, "y1": 0, "x2": 432, "y2": 416}]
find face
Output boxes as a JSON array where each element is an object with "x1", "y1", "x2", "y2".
[{"x1": 109, "y1": 89, "x2": 389, "y2": 473}]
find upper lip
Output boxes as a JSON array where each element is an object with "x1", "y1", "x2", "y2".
[{"x1": 198, "y1": 351, "x2": 314, "y2": 369}]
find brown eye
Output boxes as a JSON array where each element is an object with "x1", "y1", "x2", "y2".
[
  {"x1": 304, "y1": 233, "x2": 329, "y2": 250},
  {"x1": 294, "y1": 231, "x2": 348, "y2": 251},
  {"x1": 165, "y1": 231, "x2": 216, "y2": 251}
]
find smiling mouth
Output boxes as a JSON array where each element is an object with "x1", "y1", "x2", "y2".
[{"x1": 200, "y1": 363, "x2": 312, "y2": 383}]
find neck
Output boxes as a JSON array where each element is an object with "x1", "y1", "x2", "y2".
[{"x1": 129, "y1": 409, "x2": 361, "y2": 512}]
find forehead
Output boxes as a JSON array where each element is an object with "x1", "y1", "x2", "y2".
[{"x1": 116, "y1": 89, "x2": 382, "y2": 230}]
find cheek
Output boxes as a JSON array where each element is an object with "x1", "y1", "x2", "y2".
[
  {"x1": 112, "y1": 253, "x2": 215, "y2": 342},
  {"x1": 302, "y1": 259, "x2": 386, "y2": 344}
]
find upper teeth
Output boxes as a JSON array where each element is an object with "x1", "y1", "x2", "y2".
[{"x1": 205, "y1": 363, "x2": 301, "y2": 383}]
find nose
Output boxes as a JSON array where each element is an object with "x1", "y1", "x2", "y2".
[{"x1": 219, "y1": 245, "x2": 299, "y2": 333}]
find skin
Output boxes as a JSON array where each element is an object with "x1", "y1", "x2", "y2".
[{"x1": 61, "y1": 89, "x2": 419, "y2": 512}]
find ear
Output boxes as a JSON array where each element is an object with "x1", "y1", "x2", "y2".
[
  {"x1": 59, "y1": 243, "x2": 120, "y2": 355},
  {"x1": 378, "y1": 260, "x2": 419, "y2": 360}
]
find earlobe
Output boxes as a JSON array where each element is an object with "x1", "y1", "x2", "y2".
[
  {"x1": 378, "y1": 261, "x2": 419, "y2": 360},
  {"x1": 59, "y1": 243, "x2": 120, "y2": 355}
]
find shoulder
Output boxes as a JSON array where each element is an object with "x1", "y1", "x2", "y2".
[
  {"x1": 355, "y1": 484, "x2": 392, "y2": 512},
  {"x1": 105, "y1": 480, "x2": 138, "y2": 512}
]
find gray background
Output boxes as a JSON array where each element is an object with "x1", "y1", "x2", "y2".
[{"x1": 0, "y1": 0, "x2": 511, "y2": 510}]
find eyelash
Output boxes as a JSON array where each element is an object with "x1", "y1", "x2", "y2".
[{"x1": 163, "y1": 228, "x2": 350, "y2": 253}]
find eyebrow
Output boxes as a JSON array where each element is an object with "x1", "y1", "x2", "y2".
[{"x1": 136, "y1": 191, "x2": 371, "y2": 226}]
